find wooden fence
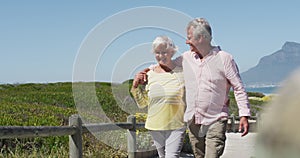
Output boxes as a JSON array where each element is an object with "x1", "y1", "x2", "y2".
[{"x1": 0, "y1": 114, "x2": 259, "y2": 158}]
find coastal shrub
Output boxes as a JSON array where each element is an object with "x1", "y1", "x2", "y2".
[
  {"x1": 247, "y1": 91, "x2": 265, "y2": 98},
  {"x1": 229, "y1": 91, "x2": 267, "y2": 116},
  {"x1": 261, "y1": 95, "x2": 275, "y2": 102},
  {"x1": 0, "y1": 102, "x2": 75, "y2": 157},
  {"x1": 135, "y1": 113, "x2": 147, "y2": 122},
  {"x1": 0, "y1": 82, "x2": 128, "y2": 157},
  {"x1": 0, "y1": 82, "x2": 271, "y2": 157}
]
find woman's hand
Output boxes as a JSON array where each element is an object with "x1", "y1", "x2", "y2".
[{"x1": 132, "y1": 68, "x2": 150, "y2": 88}]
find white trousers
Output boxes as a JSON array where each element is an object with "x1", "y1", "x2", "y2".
[{"x1": 149, "y1": 126, "x2": 186, "y2": 158}]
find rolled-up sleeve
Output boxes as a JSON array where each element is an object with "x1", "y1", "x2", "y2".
[
  {"x1": 225, "y1": 57, "x2": 251, "y2": 117},
  {"x1": 130, "y1": 85, "x2": 149, "y2": 108}
]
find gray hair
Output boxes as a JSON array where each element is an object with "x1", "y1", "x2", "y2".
[
  {"x1": 187, "y1": 18, "x2": 212, "y2": 41},
  {"x1": 152, "y1": 35, "x2": 178, "y2": 53}
]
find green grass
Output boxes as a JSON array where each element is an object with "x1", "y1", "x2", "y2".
[
  {"x1": 0, "y1": 81, "x2": 269, "y2": 157},
  {"x1": 228, "y1": 91, "x2": 267, "y2": 116},
  {"x1": 0, "y1": 82, "x2": 129, "y2": 157}
]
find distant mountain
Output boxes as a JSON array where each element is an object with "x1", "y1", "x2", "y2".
[{"x1": 241, "y1": 41, "x2": 300, "y2": 87}]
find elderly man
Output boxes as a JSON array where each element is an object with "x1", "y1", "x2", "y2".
[
  {"x1": 133, "y1": 18, "x2": 251, "y2": 158},
  {"x1": 179, "y1": 18, "x2": 250, "y2": 158}
]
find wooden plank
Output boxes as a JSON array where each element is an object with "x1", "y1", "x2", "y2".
[
  {"x1": 82, "y1": 122, "x2": 145, "y2": 133},
  {"x1": 0, "y1": 126, "x2": 76, "y2": 139}
]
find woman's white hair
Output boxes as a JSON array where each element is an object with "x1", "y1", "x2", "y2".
[{"x1": 152, "y1": 35, "x2": 178, "y2": 53}]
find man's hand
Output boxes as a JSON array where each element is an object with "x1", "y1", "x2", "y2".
[
  {"x1": 239, "y1": 116, "x2": 249, "y2": 137},
  {"x1": 132, "y1": 68, "x2": 150, "y2": 88}
]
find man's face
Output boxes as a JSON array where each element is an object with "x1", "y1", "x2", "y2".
[{"x1": 186, "y1": 27, "x2": 200, "y2": 53}]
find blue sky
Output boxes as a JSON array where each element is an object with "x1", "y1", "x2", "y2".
[{"x1": 1, "y1": 1, "x2": 299, "y2": 84}]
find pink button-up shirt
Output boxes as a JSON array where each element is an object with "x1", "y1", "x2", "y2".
[{"x1": 175, "y1": 47, "x2": 250, "y2": 125}]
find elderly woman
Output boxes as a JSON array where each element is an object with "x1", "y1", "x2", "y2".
[{"x1": 131, "y1": 36, "x2": 186, "y2": 158}]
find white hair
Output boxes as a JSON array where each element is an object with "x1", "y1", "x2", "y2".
[
  {"x1": 152, "y1": 35, "x2": 178, "y2": 53},
  {"x1": 187, "y1": 18, "x2": 212, "y2": 41}
]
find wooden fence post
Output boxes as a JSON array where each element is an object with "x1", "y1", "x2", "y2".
[
  {"x1": 69, "y1": 114, "x2": 83, "y2": 158},
  {"x1": 127, "y1": 115, "x2": 137, "y2": 158},
  {"x1": 230, "y1": 114, "x2": 236, "y2": 132},
  {"x1": 256, "y1": 112, "x2": 260, "y2": 131}
]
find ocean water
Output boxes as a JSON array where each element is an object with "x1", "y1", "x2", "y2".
[{"x1": 245, "y1": 86, "x2": 279, "y2": 95}]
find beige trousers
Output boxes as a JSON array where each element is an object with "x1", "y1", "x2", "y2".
[{"x1": 188, "y1": 117, "x2": 227, "y2": 158}]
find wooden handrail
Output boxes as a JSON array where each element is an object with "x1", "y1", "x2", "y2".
[{"x1": 0, "y1": 114, "x2": 259, "y2": 158}]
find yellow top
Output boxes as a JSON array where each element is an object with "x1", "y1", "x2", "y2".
[{"x1": 131, "y1": 66, "x2": 186, "y2": 130}]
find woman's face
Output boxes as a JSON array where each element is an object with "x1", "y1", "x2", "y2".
[{"x1": 154, "y1": 44, "x2": 173, "y2": 66}]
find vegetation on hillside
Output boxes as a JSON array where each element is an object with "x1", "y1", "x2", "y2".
[
  {"x1": 0, "y1": 81, "x2": 270, "y2": 157},
  {"x1": 0, "y1": 82, "x2": 128, "y2": 157}
]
